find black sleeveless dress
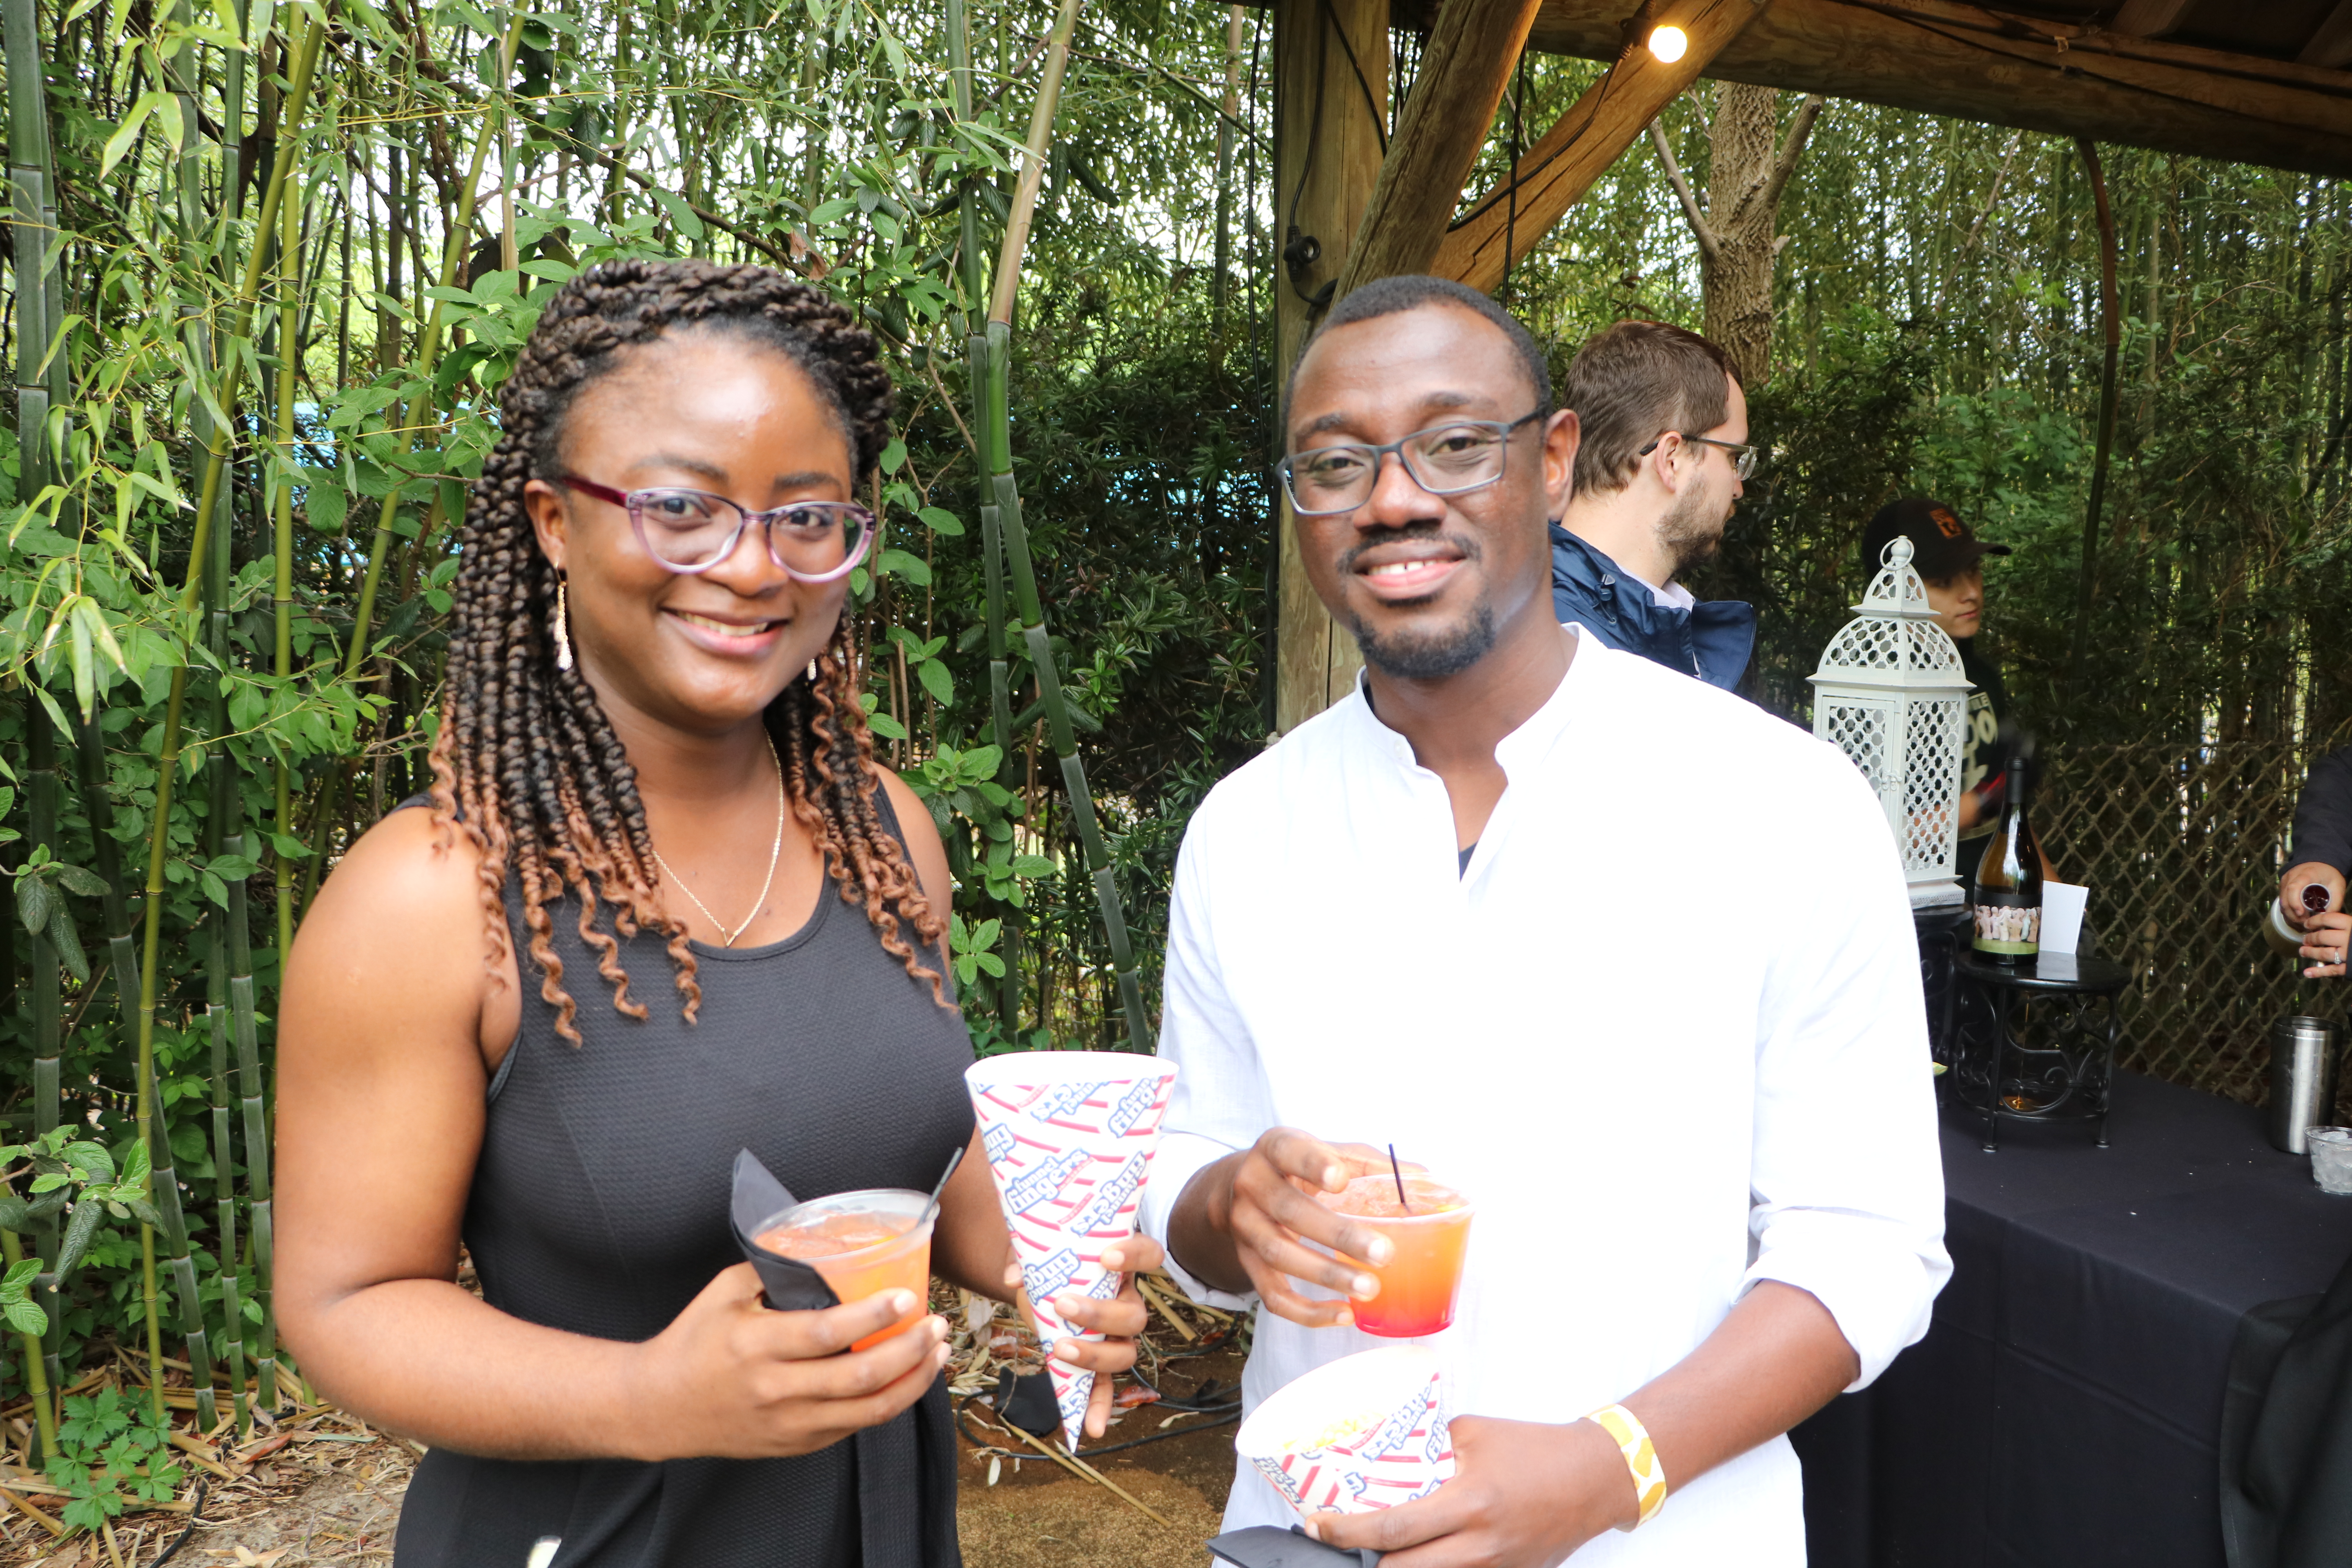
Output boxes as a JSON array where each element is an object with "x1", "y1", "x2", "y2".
[{"x1": 392, "y1": 793, "x2": 973, "y2": 1568}]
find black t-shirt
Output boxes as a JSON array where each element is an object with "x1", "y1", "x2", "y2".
[{"x1": 1956, "y1": 639, "x2": 2009, "y2": 884}]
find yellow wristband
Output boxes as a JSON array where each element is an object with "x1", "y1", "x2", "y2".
[{"x1": 1585, "y1": 1403, "x2": 1668, "y2": 1528}]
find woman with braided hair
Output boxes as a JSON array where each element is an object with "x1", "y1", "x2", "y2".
[{"x1": 274, "y1": 259, "x2": 1159, "y2": 1566}]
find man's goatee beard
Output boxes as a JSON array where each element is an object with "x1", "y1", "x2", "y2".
[{"x1": 1347, "y1": 601, "x2": 1500, "y2": 682}]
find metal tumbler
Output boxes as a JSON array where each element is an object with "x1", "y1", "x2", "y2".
[{"x1": 2267, "y1": 1016, "x2": 2342, "y2": 1154}]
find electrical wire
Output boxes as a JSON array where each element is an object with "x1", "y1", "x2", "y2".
[{"x1": 148, "y1": 1478, "x2": 209, "y2": 1566}]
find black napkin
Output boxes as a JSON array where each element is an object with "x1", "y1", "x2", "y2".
[
  {"x1": 730, "y1": 1148, "x2": 843, "y2": 1313},
  {"x1": 1207, "y1": 1525, "x2": 1381, "y2": 1568}
]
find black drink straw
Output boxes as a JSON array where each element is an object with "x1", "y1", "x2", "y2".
[
  {"x1": 1388, "y1": 1144, "x2": 1410, "y2": 1213},
  {"x1": 919, "y1": 1145, "x2": 965, "y2": 1231}
]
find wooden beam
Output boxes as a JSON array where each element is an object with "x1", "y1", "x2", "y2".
[
  {"x1": 1432, "y1": 0, "x2": 1777, "y2": 295},
  {"x1": 2110, "y1": 0, "x2": 2195, "y2": 37},
  {"x1": 1504, "y1": 0, "x2": 2352, "y2": 180},
  {"x1": 1331, "y1": 0, "x2": 1544, "y2": 297},
  {"x1": 2303, "y1": 0, "x2": 2352, "y2": 70},
  {"x1": 1273, "y1": 0, "x2": 1387, "y2": 732}
]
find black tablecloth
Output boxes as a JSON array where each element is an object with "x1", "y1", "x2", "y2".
[{"x1": 1792, "y1": 1069, "x2": 2352, "y2": 1568}]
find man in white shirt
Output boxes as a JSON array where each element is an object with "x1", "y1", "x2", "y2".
[
  {"x1": 1138, "y1": 275, "x2": 1947, "y2": 1565},
  {"x1": 1546, "y1": 321, "x2": 1756, "y2": 691}
]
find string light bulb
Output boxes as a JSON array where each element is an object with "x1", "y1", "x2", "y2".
[{"x1": 1647, "y1": 24, "x2": 1689, "y2": 62}]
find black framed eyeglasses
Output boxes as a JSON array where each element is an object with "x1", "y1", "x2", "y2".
[
  {"x1": 552, "y1": 476, "x2": 875, "y2": 583},
  {"x1": 1635, "y1": 432, "x2": 1760, "y2": 480},
  {"x1": 1276, "y1": 410, "x2": 1546, "y2": 517}
]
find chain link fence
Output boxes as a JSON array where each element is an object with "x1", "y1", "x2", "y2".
[{"x1": 2040, "y1": 737, "x2": 2349, "y2": 1121}]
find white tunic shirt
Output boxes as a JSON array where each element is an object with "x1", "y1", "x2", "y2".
[{"x1": 1137, "y1": 633, "x2": 1950, "y2": 1563}]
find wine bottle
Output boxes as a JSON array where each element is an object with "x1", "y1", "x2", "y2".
[{"x1": 1972, "y1": 759, "x2": 2043, "y2": 963}]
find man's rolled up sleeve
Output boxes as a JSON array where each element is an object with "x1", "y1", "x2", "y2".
[{"x1": 1744, "y1": 750, "x2": 1952, "y2": 1389}]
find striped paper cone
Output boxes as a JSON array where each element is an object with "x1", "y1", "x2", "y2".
[
  {"x1": 966, "y1": 1050, "x2": 1179, "y2": 1451},
  {"x1": 1234, "y1": 1347, "x2": 1455, "y2": 1516}
]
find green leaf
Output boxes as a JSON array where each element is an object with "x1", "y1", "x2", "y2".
[
  {"x1": 54, "y1": 1200, "x2": 103, "y2": 1279},
  {"x1": 0, "y1": 1196, "x2": 29, "y2": 1231},
  {"x1": 205, "y1": 853, "x2": 261, "y2": 882},
  {"x1": 51, "y1": 863, "x2": 107, "y2": 897},
  {"x1": 867, "y1": 709, "x2": 909, "y2": 741},
  {"x1": 1, "y1": 1259, "x2": 39, "y2": 1296},
  {"x1": 3, "y1": 1299, "x2": 47, "y2": 1337},
  {"x1": 651, "y1": 189, "x2": 706, "y2": 240},
  {"x1": 1011, "y1": 855, "x2": 1056, "y2": 877},
  {"x1": 270, "y1": 832, "x2": 314, "y2": 861},
  {"x1": 915, "y1": 506, "x2": 965, "y2": 536},
  {"x1": 48, "y1": 906, "x2": 88, "y2": 984},
  {"x1": 958, "y1": 745, "x2": 1004, "y2": 780},
  {"x1": 15, "y1": 875, "x2": 53, "y2": 938},
  {"x1": 62, "y1": 1142, "x2": 113, "y2": 1182},
  {"x1": 98, "y1": 91, "x2": 174, "y2": 180},
  {"x1": 303, "y1": 475, "x2": 347, "y2": 533},
  {"x1": 200, "y1": 869, "x2": 229, "y2": 908},
  {"x1": 917, "y1": 658, "x2": 954, "y2": 706},
  {"x1": 877, "y1": 548, "x2": 931, "y2": 586},
  {"x1": 880, "y1": 437, "x2": 907, "y2": 474}
]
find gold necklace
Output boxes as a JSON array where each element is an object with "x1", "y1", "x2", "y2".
[{"x1": 652, "y1": 735, "x2": 786, "y2": 948}]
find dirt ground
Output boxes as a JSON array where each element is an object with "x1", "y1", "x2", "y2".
[{"x1": 0, "y1": 1289, "x2": 1242, "y2": 1567}]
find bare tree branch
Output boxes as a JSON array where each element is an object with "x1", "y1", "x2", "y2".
[
  {"x1": 1755, "y1": 94, "x2": 1828, "y2": 224},
  {"x1": 1647, "y1": 118, "x2": 1720, "y2": 265}
]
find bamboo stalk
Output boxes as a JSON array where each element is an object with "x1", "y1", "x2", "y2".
[
  {"x1": 227, "y1": 858, "x2": 276, "y2": 1412},
  {"x1": 0, "y1": 1233, "x2": 56, "y2": 1460},
  {"x1": 273, "y1": 122, "x2": 301, "y2": 1009},
  {"x1": 208, "y1": 1002, "x2": 247, "y2": 1434},
  {"x1": 23, "y1": 718, "x2": 62, "y2": 1402},
  {"x1": 132, "y1": 11, "x2": 328, "y2": 1424},
  {"x1": 964, "y1": 7, "x2": 1153, "y2": 1049},
  {"x1": 226, "y1": 832, "x2": 276, "y2": 1410},
  {"x1": 343, "y1": 11, "x2": 526, "y2": 684},
  {"x1": 986, "y1": 0, "x2": 1083, "y2": 328}
]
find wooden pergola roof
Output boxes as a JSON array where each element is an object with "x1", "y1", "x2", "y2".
[
  {"x1": 1446, "y1": 0, "x2": 2352, "y2": 179},
  {"x1": 1266, "y1": 0, "x2": 2352, "y2": 730}
]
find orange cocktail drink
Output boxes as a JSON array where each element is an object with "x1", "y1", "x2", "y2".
[
  {"x1": 756, "y1": 1189, "x2": 934, "y2": 1351},
  {"x1": 1317, "y1": 1175, "x2": 1474, "y2": 1338}
]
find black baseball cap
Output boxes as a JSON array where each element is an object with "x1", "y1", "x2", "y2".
[{"x1": 1860, "y1": 497, "x2": 2011, "y2": 582}]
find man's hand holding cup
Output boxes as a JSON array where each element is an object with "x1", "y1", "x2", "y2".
[{"x1": 1206, "y1": 1128, "x2": 1407, "y2": 1328}]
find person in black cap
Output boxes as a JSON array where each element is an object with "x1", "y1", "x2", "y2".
[{"x1": 1861, "y1": 498, "x2": 2018, "y2": 883}]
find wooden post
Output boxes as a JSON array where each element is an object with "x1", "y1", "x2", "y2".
[
  {"x1": 1273, "y1": 0, "x2": 1387, "y2": 733},
  {"x1": 1436, "y1": 0, "x2": 1775, "y2": 294},
  {"x1": 1332, "y1": 0, "x2": 1543, "y2": 297}
]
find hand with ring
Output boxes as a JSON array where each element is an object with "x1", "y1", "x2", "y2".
[{"x1": 2299, "y1": 907, "x2": 2352, "y2": 980}]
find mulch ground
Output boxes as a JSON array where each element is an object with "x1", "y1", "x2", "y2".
[{"x1": 0, "y1": 1281, "x2": 1243, "y2": 1567}]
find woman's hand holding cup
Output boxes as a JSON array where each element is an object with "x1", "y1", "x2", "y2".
[{"x1": 629, "y1": 1261, "x2": 949, "y2": 1461}]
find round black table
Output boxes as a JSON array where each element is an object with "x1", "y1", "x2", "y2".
[
  {"x1": 1947, "y1": 949, "x2": 2133, "y2": 1151},
  {"x1": 1914, "y1": 902, "x2": 1973, "y2": 1067}
]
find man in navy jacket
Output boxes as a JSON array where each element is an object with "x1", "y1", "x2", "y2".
[{"x1": 1550, "y1": 321, "x2": 1755, "y2": 691}]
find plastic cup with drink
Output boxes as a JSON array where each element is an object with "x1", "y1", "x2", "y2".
[
  {"x1": 1315, "y1": 1160, "x2": 1474, "y2": 1339},
  {"x1": 755, "y1": 1189, "x2": 935, "y2": 1352}
]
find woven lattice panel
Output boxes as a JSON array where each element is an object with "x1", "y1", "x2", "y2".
[
  {"x1": 1821, "y1": 700, "x2": 1890, "y2": 796},
  {"x1": 1824, "y1": 618, "x2": 1907, "y2": 672},
  {"x1": 2040, "y1": 740, "x2": 2350, "y2": 1121},
  {"x1": 1903, "y1": 696, "x2": 1965, "y2": 876}
]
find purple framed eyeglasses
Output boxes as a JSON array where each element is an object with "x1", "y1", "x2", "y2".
[{"x1": 552, "y1": 476, "x2": 875, "y2": 583}]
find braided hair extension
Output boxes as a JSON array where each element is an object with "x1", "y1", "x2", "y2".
[{"x1": 426, "y1": 258, "x2": 949, "y2": 1042}]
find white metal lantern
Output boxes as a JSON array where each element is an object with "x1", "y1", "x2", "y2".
[{"x1": 1808, "y1": 536, "x2": 1974, "y2": 907}]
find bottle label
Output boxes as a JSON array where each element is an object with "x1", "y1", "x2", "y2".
[{"x1": 1973, "y1": 890, "x2": 2040, "y2": 955}]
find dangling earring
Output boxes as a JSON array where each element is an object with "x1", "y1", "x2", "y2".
[
  {"x1": 553, "y1": 577, "x2": 574, "y2": 672},
  {"x1": 806, "y1": 658, "x2": 819, "y2": 683}
]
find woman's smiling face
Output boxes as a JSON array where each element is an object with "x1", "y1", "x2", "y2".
[{"x1": 523, "y1": 329, "x2": 858, "y2": 738}]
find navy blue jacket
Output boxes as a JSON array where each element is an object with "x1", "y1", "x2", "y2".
[{"x1": 1548, "y1": 524, "x2": 1756, "y2": 692}]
